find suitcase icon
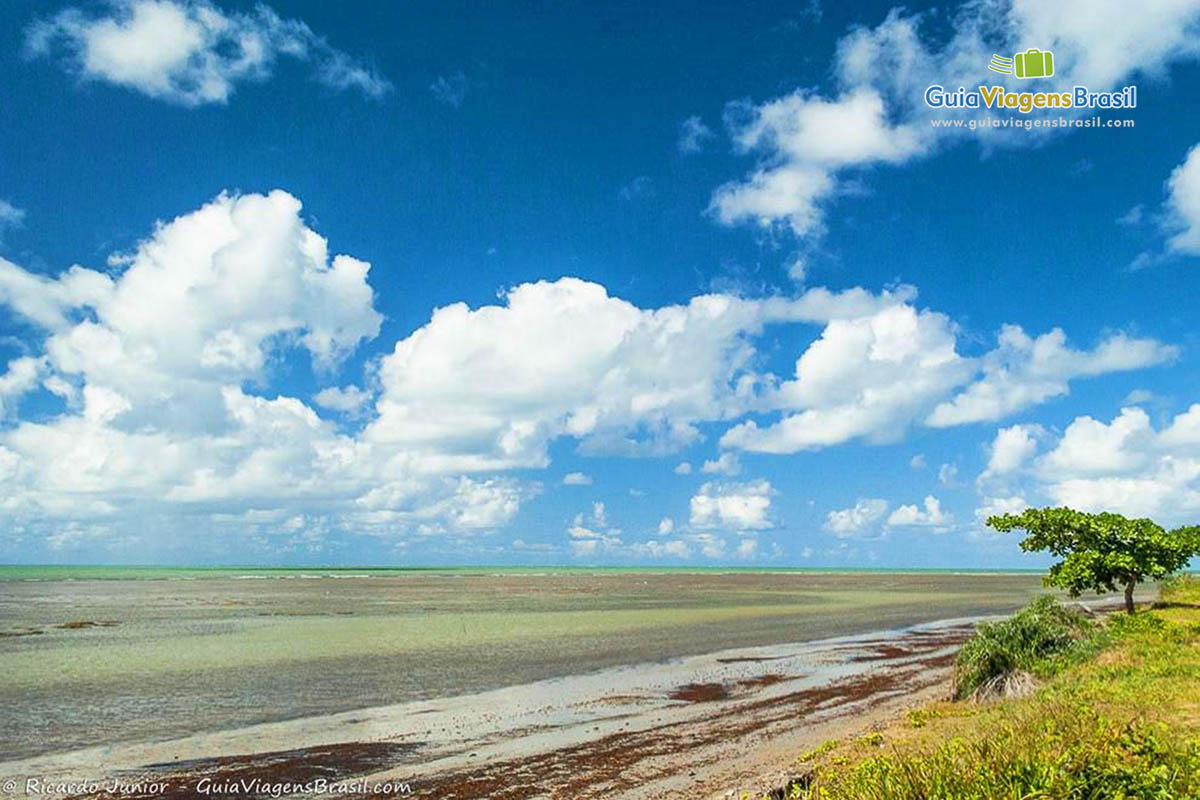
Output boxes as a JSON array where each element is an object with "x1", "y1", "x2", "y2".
[{"x1": 1014, "y1": 48, "x2": 1054, "y2": 79}]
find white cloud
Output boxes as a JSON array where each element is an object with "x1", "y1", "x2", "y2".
[
  {"x1": 689, "y1": 479, "x2": 774, "y2": 531},
  {"x1": 1163, "y1": 142, "x2": 1200, "y2": 255},
  {"x1": 927, "y1": 326, "x2": 1176, "y2": 427},
  {"x1": 688, "y1": 532, "x2": 728, "y2": 559},
  {"x1": 629, "y1": 538, "x2": 691, "y2": 559},
  {"x1": 26, "y1": 0, "x2": 390, "y2": 106},
  {"x1": 678, "y1": 115, "x2": 714, "y2": 154},
  {"x1": 0, "y1": 185, "x2": 1184, "y2": 556},
  {"x1": 313, "y1": 385, "x2": 371, "y2": 416},
  {"x1": 1, "y1": 190, "x2": 382, "y2": 413},
  {"x1": 973, "y1": 494, "x2": 1029, "y2": 528},
  {"x1": 566, "y1": 502, "x2": 621, "y2": 556},
  {"x1": 0, "y1": 191, "x2": 535, "y2": 545},
  {"x1": 1039, "y1": 407, "x2": 1154, "y2": 478},
  {"x1": 701, "y1": 451, "x2": 741, "y2": 475},
  {"x1": 711, "y1": 88, "x2": 921, "y2": 236},
  {"x1": 735, "y1": 538, "x2": 758, "y2": 559},
  {"x1": 823, "y1": 497, "x2": 888, "y2": 537},
  {"x1": 938, "y1": 463, "x2": 960, "y2": 486},
  {"x1": 657, "y1": 516, "x2": 675, "y2": 535},
  {"x1": 713, "y1": 0, "x2": 1200, "y2": 241},
  {"x1": 719, "y1": 301, "x2": 1174, "y2": 455},
  {"x1": 722, "y1": 302, "x2": 970, "y2": 453},
  {"x1": 365, "y1": 279, "x2": 906, "y2": 469},
  {"x1": 0, "y1": 357, "x2": 43, "y2": 417},
  {"x1": 674, "y1": 462, "x2": 693, "y2": 475},
  {"x1": 984, "y1": 423, "x2": 1043, "y2": 477},
  {"x1": 1135, "y1": 140, "x2": 1200, "y2": 266},
  {"x1": 984, "y1": 404, "x2": 1200, "y2": 525},
  {"x1": 909, "y1": 453, "x2": 926, "y2": 469},
  {"x1": 1011, "y1": 0, "x2": 1200, "y2": 89},
  {"x1": 886, "y1": 495, "x2": 953, "y2": 529},
  {"x1": 562, "y1": 472, "x2": 593, "y2": 486},
  {"x1": 0, "y1": 200, "x2": 25, "y2": 243}
]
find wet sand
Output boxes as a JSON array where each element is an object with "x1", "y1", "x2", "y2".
[
  {"x1": 2, "y1": 618, "x2": 977, "y2": 799},
  {"x1": 0, "y1": 570, "x2": 1054, "y2": 760}
]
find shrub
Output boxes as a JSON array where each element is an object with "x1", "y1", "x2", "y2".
[{"x1": 952, "y1": 595, "x2": 1089, "y2": 699}]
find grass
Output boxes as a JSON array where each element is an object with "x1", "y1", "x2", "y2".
[
  {"x1": 952, "y1": 594, "x2": 1092, "y2": 699},
  {"x1": 777, "y1": 577, "x2": 1200, "y2": 800}
]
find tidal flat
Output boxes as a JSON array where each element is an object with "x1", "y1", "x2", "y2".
[{"x1": 0, "y1": 568, "x2": 1052, "y2": 760}]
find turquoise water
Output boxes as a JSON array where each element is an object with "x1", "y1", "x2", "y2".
[
  {"x1": 0, "y1": 564, "x2": 1044, "y2": 581},
  {"x1": 0, "y1": 569, "x2": 1055, "y2": 760}
]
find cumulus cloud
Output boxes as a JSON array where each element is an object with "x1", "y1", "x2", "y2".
[
  {"x1": 711, "y1": 88, "x2": 920, "y2": 236},
  {"x1": 0, "y1": 188, "x2": 1182, "y2": 556},
  {"x1": 712, "y1": 0, "x2": 1200, "y2": 240},
  {"x1": 710, "y1": 297, "x2": 1173, "y2": 456},
  {"x1": 722, "y1": 302, "x2": 971, "y2": 452},
  {"x1": 1162, "y1": 142, "x2": 1200, "y2": 256},
  {"x1": 26, "y1": 0, "x2": 390, "y2": 106},
  {"x1": 629, "y1": 538, "x2": 691, "y2": 559},
  {"x1": 365, "y1": 279, "x2": 910, "y2": 469},
  {"x1": 823, "y1": 497, "x2": 888, "y2": 537},
  {"x1": 0, "y1": 357, "x2": 44, "y2": 418},
  {"x1": 927, "y1": 326, "x2": 1176, "y2": 427},
  {"x1": 984, "y1": 423, "x2": 1043, "y2": 477},
  {"x1": 1039, "y1": 407, "x2": 1155, "y2": 478},
  {"x1": 0, "y1": 190, "x2": 540, "y2": 551},
  {"x1": 1133, "y1": 141, "x2": 1200, "y2": 267},
  {"x1": 566, "y1": 501, "x2": 621, "y2": 556},
  {"x1": 977, "y1": 404, "x2": 1200, "y2": 525},
  {"x1": 689, "y1": 479, "x2": 774, "y2": 531},
  {"x1": 886, "y1": 495, "x2": 953, "y2": 529},
  {"x1": 973, "y1": 494, "x2": 1029, "y2": 528},
  {"x1": 701, "y1": 451, "x2": 741, "y2": 475},
  {"x1": 313, "y1": 385, "x2": 372, "y2": 416},
  {"x1": 562, "y1": 472, "x2": 593, "y2": 486}
]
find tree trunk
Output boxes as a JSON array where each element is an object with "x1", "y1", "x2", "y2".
[{"x1": 1124, "y1": 582, "x2": 1136, "y2": 615}]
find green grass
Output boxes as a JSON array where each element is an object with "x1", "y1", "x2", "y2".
[
  {"x1": 952, "y1": 594, "x2": 1092, "y2": 699},
  {"x1": 779, "y1": 577, "x2": 1200, "y2": 800}
]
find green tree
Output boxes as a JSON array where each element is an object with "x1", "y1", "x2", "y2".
[{"x1": 987, "y1": 507, "x2": 1200, "y2": 614}]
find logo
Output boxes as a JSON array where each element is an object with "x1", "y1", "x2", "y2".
[{"x1": 989, "y1": 48, "x2": 1055, "y2": 79}]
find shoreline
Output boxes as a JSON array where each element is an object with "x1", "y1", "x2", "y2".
[
  {"x1": 1, "y1": 571, "x2": 1059, "y2": 760},
  {"x1": 2, "y1": 615, "x2": 983, "y2": 799}
]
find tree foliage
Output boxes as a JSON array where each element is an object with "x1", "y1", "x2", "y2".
[{"x1": 987, "y1": 507, "x2": 1200, "y2": 613}]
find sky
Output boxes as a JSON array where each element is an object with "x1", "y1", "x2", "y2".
[{"x1": 1, "y1": 0, "x2": 1199, "y2": 568}]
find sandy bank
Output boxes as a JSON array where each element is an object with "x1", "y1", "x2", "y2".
[{"x1": 0, "y1": 616, "x2": 985, "y2": 799}]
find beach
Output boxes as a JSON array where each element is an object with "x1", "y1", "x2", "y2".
[{"x1": 0, "y1": 569, "x2": 1079, "y2": 796}]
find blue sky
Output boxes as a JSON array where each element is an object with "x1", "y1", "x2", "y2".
[{"x1": 1, "y1": 0, "x2": 1199, "y2": 567}]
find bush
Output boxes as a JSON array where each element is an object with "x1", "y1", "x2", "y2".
[{"x1": 952, "y1": 596, "x2": 1089, "y2": 699}]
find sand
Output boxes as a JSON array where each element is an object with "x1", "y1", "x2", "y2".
[{"x1": 0, "y1": 616, "x2": 978, "y2": 799}]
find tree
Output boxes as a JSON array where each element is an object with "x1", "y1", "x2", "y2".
[{"x1": 987, "y1": 507, "x2": 1200, "y2": 614}]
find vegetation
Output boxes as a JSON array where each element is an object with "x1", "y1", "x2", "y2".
[
  {"x1": 988, "y1": 507, "x2": 1200, "y2": 613},
  {"x1": 776, "y1": 576, "x2": 1200, "y2": 800},
  {"x1": 951, "y1": 595, "x2": 1090, "y2": 700}
]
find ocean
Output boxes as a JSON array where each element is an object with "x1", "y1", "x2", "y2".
[{"x1": 0, "y1": 567, "x2": 1051, "y2": 759}]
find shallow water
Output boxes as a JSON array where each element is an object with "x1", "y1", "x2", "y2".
[{"x1": 0, "y1": 569, "x2": 1053, "y2": 759}]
